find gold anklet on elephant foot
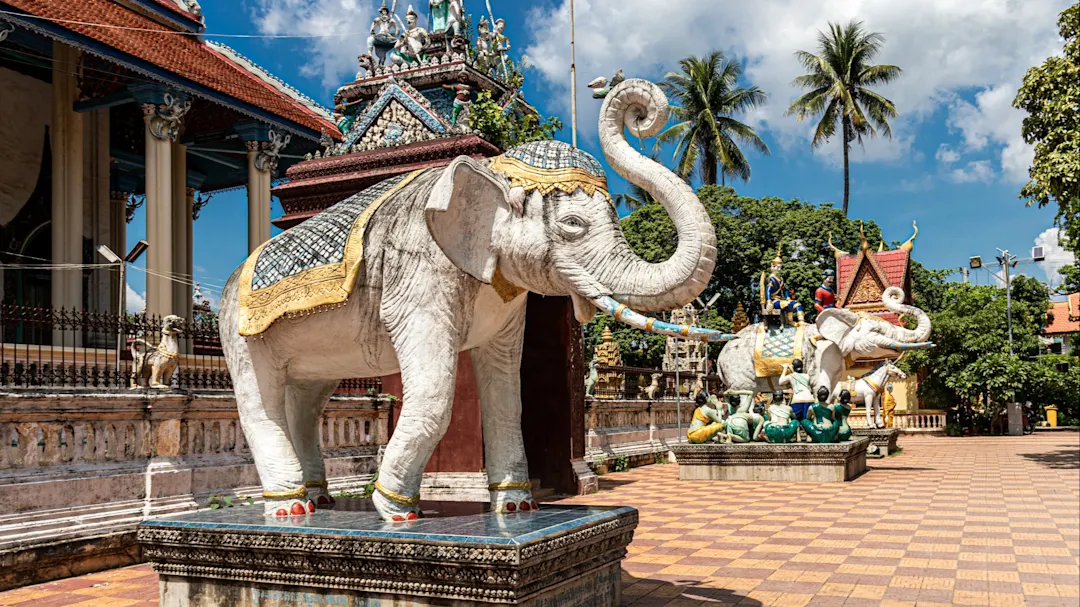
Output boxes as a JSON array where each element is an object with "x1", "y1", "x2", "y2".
[
  {"x1": 262, "y1": 486, "x2": 308, "y2": 500},
  {"x1": 304, "y1": 480, "x2": 329, "y2": 489},
  {"x1": 374, "y1": 480, "x2": 420, "y2": 506},
  {"x1": 488, "y1": 480, "x2": 532, "y2": 492}
]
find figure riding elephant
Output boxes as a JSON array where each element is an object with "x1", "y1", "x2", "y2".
[
  {"x1": 716, "y1": 286, "x2": 932, "y2": 410},
  {"x1": 218, "y1": 79, "x2": 733, "y2": 522}
]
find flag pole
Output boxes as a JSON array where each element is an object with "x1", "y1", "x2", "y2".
[{"x1": 570, "y1": 0, "x2": 578, "y2": 148}]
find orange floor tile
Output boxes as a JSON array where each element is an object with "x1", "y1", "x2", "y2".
[{"x1": 1, "y1": 434, "x2": 1077, "y2": 606}]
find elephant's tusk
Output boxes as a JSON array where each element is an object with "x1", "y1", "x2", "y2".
[
  {"x1": 889, "y1": 341, "x2": 935, "y2": 350},
  {"x1": 590, "y1": 296, "x2": 738, "y2": 342}
]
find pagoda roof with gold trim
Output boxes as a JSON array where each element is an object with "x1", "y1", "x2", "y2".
[{"x1": 831, "y1": 222, "x2": 918, "y2": 326}]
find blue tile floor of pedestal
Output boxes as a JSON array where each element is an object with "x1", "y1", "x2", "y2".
[{"x1": 140, "y1": 503, "x2": 636, "y2": 546}]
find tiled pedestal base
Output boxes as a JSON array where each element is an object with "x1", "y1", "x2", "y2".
[
  {"x1": 672, "y1": 438, "x2": 870, "y2": 482},
  {"x1": 853, "y1": 427, "x2": 901, "y2": 458},
  {"x1": 137, "y1": 503, "x2": 637, "y2": 606}
]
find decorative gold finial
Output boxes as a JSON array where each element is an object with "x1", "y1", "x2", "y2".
[
  {"x1": 828, "y1": 233, "x2": 849, "y2": 259},
  {"x1": 900, "y1": 221, "x2": 919, "y2": 252},
  {"x1": 601, "y1": 326, "x2": 614, "y2": 342},
  {"x1": 772, "y1": 242, "x2": 783, "y2": 266},
  {"x1": 859, "y1": 221, "x2": 869, "y2": 251}
]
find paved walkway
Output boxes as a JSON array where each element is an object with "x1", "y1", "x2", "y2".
[{"x1": 0, "y1": 434, "x2": 1076, "y2": 606}]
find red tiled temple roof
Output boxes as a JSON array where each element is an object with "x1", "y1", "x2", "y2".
[
  {"x1": 4, "y1": 0, "x2": 339, "y2": 139},
  {"x1": 147, "y1": 0, "x2": 202, "y2": 25},
  {"x1": 1044, "y1": 293, "x2": 1080, "y2": 335},
  {"x1": 837, "y1": 249, "x2": 910, "y2": 294}
]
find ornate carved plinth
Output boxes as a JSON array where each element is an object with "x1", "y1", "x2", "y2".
[
  {"x1": 138, "y1": 504, "x2": 637, "y2": 606},
  {"x1": 671, "y1": 438, "x2": 870, "y2": 482},
  {"x1": 852, "y1": 427, "x2": 900, "y2": 458}
]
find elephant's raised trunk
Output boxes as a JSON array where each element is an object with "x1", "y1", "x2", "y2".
[
  {"x1": 595, "y1": 79, "x2": 717, "y2": 312},
  {"x1": 871, "y1": 287, "x2": 933, "y2": 344}
]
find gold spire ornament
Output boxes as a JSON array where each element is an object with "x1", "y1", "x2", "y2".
[{"x1": 900, "y1": 221, "x2": 919, "y2": 252}]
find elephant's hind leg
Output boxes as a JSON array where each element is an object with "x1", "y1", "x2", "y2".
[
  {"x1": 470, "y1": 303, "x2": 535, "y2": 513},
  {"x1": 285, "y1": 380, "x2": 340, "y2": 509},
  {"x1": 233, "y1": 358, "x2": 312, "y2": 517}
]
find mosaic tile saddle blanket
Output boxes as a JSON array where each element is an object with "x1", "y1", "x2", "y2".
[
  {"x1": 237, "y1": 170, "x2": 426, "y2": 336},
  {"x1": 752, "y1": 323, "x2": 806, "y2": 378}
]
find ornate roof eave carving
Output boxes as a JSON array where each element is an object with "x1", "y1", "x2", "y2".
[
  {"x1": 335, "y1": 60, "x2": 534, "y2": 114},
  {"x1": 0, "y1": 6, "x2": 335, "y2": 143},
  {"x1": 284, "y1": 134, "x2": 500, "y2": 182}
]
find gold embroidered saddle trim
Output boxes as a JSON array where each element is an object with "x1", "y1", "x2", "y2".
[
  {"x1": 489, "y1": 155, "x2": 613, "y2": 205},
  {"x1": 752, "y1": 324, "x2": 806, "y2": 378},
  {"x1": 237, "y1": 170, "x2": 424, "y2": 336}
]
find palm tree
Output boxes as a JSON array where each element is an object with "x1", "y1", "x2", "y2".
[
  {"x1": 614, "y1": 183, "x2": 657, "y2": 213},
  {"x1": 786, "y1": 20, "x2": 902, "y2": 216},
  {"x1": 657, "y1": 51, "x2": 769, "y2": 187}
]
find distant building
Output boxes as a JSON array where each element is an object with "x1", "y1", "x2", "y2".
[{"x1": 1043, "y1": 293, "x2": 1080, "y2": 355}]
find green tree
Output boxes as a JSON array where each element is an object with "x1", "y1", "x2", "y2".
[
  {"x1": 1014, "y1": 4, "x2": 1080, "y2": 293},
  {"x1": 786, "y1": 20, "x2": 902, "y2": 216},
  {"x1": 618, "y1": 185, "x2": 887, "y2": 325},
  {"x1": 899, "y1": 276, "x2": 1076, "y2": 430},
  {"x1": 657, "y1": 51, "x2": 770, "y2": 186},
  {"x1": 469, "y1": 91, "x2": 563, "y2": 150}
]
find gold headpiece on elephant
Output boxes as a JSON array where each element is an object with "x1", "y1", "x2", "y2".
[{"x1": 488, "y1": 141, "x2": 613, "y2": 214}]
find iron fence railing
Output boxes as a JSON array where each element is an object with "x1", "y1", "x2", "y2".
[
  {"x1": 591, "y1": 364, "x2": 723, "y2": 400},
  {"x1": 0, "y1": 305, "x2": 382, "y2": 394}
]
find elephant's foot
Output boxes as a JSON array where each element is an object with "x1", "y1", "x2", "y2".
[
  {"x1": 489, "y1": 481, "x2": 537, "y2": 513},
  {"x1": 304, "y1": 481, "x2": 336, "y2": 509},
  {"x1": 262, "y1": 486, "x2": 315, "y2": 517},
  {"x1": 372, "y1": 481, "x2": 422, "y2": 522}
]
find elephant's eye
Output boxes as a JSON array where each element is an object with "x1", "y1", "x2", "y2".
[{"x1": 557, "y1": 214, "x2": 588, "y2": 239}]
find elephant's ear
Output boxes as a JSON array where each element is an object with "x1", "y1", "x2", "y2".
[
  {"x1": 816, "y1": 308, "x2": 861, "y2": 348},
  {"x1": 426, "y1": 156, "x2": 510, "y2": 284}
]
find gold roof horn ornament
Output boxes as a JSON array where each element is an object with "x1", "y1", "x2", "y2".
[
  {"x1": 859, "y1": 220, "x2": 870, "y2": 251},
  {"x1": 900, "y1": 221, "x2": 919, "y2": 252},
  {"x1": 827, "y1": 233, "x2": 849, "y2": 259}
]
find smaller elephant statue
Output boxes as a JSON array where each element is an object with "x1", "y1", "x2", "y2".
[
  {"x1": 130, "y1": 315, "x2": 184, "y2": 389},
  {"x1": 643, "y1": 372, "x2": 663, "y2": 400}
]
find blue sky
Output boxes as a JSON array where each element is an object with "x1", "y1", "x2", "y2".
[{"x1": 125, "y1": 0, "x2": 1074, "y2": 310}]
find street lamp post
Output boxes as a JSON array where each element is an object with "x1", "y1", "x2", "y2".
[{"x1": 97, "y1": 241, "x2": 148, "y2": 380}]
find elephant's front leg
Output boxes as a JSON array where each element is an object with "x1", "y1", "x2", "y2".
[
  {"x1": 471, "y1": 302, "x2": 536, "y2": 513},
  {"x1": 285, "y1": 381, "x2": 340, "y2": 509},
  {"x1": 373, "y1": 311, "x2": 463, "y2": 522}
]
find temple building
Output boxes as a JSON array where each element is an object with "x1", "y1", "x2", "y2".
[
  {"x1": 0, "y1": 0, "x2": 338, "y2": 325},
  {"x1": 831, "y1": 222, "x2": 922, "y2": 413},
  {"x1": 1043, "y1": 293, "x2": 1080, "y2": 355}
]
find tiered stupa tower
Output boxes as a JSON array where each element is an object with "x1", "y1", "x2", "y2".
[{"x1": 272, "y1": 3, "x2": 530, "y2": 228}]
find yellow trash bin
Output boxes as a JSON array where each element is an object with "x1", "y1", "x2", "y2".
[{"x1": 1045, "y1": 405, "x2": 1058, "y2": 428}]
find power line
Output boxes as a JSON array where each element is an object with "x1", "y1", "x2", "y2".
[{"x1": 0, "y1": 9, "x2": 368, "y2": 39}]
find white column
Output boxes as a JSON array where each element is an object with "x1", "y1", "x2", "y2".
[
  {"x1": 142, "y1": 105, "x2": 173, "y2": 320},
  {"x1": 246, "y1": 142, "x2": 272, "y2": 253},
  {"x1": 51, "y1": 42, "x2": 83, "y2": 316},
  {"x1": 185, "y1": 187, "x2": 195, "y2": 323},
  {"x1": 171, "y1": 141, "x2": 189, "y2": 319}
]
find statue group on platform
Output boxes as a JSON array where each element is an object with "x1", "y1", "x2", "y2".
[{"x1": 357, "y1": 0, "x2": 513, "y2": 81}]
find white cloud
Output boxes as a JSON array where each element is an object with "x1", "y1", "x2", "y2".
[
  {"x1": 126, "y1": 285, "x2": 146, "y2": 314},
  {"x1": 1035, "y1": 228, "x2": 1075, "y2": 288},
  {"x1": 935, "y1": 144, "x2": 960, "y2": 165},
  {"x1": 251, "y1": 0, "x2": 395, "y2": 90},
  {"x1": 524, "y1": 0, "x2": 1068, "y2": 172},
  {"x1": 947, "y1": 159, "x2": 994, "y2": 184},
  {"x1": 945, "y1": 85, "x2": 1033, "y2": 183}
]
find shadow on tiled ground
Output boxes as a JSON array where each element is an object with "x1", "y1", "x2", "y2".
[{"x1": 1, "y1": 434, "x2": 1078, "y2": 607}]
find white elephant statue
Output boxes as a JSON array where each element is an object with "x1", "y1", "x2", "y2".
[
  {"x1": 218, "y1": 79, "x2": 734, "y2": 522},
  {"x1": 716, "y1": 286, "x2": 932, "y2": 411}
]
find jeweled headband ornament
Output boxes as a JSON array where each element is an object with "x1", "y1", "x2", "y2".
[{"x1": 488, "y1": 140, "x2": 614, "y2": 213}]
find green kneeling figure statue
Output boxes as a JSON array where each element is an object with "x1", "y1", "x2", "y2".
[
  {"x1": 832, "y1": 389, "x2": 854, "y2": 442},
  {"x1": 687, "y1": 393, "x2": 725, "y2": 444},
  {"x1": 764, "y1": 390, "x2": 799, "y2": 443},
  {"x1": 801, "y1": 386, "x2": 840, "y2": 443}
]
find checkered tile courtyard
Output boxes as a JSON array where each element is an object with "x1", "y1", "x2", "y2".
[{"x1": 1, "y1": 434, "x2": 1077, "y2": 606}]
